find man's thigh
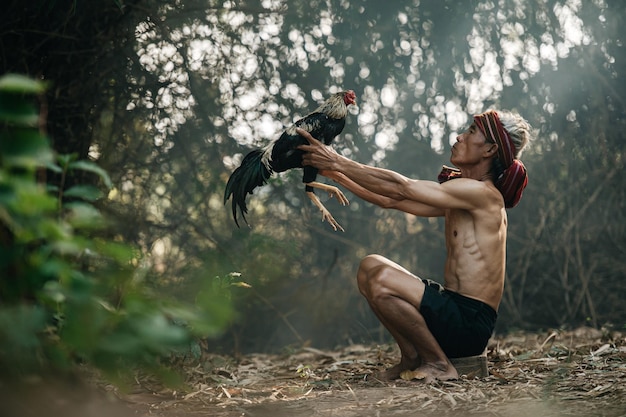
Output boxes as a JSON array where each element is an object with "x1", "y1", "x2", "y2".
[{"x1": 363, "y1": 255, "x2": 427, "y2": 309}]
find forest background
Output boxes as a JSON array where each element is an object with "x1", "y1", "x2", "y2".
[{"x1": 1, "y1": 0, "x2": 625, "y2": 378}]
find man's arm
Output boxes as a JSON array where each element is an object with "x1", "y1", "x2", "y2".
[
  {"x1": 298, "y1": 128, "x2": 493, "y2": 212},
  {"x1": 321, "y1": 170, "x2": 444, "y2": 217},
  {"x1": 297, "y1": 128, "x2": 419, "y2": 201}
]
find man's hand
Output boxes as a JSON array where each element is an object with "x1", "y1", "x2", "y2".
[{"x1": 297, "y1": 128, "x2": 341, "y2": 171}]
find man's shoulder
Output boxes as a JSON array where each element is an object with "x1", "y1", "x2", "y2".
[{"x1": 441, "y1": 177, "x2": 503, "y2": 209}]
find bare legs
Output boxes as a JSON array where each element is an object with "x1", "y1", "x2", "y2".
[{"x1": 358, "y1": 254, "x2": 458, "y2": 383}]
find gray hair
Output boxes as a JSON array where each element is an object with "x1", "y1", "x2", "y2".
[{"x1": 497, "y1": 110, "x2": 534, "y2": 158}]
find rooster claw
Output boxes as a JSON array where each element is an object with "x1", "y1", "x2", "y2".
[
  {"x1": 306, "y1": 189, "x2": 345, "y2": 232},
  {"x1": 322, "y1": 210, "x2": 345, "y2": 232},
  {"x1": 307, "y1": 181, "x2": 349, "y2": 207},
  {"x1": 326, "y1": 186, "x2": 349, "y2": 206}
]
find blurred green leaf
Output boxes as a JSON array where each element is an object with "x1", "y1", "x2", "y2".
[
  {"x1": 45, "y1": 161, "x2": 63, "y2": 174},
  {"x1": 61, "y1": 299, "x2": 106, "y2": 353},
  {"x1": 38, "y1": 218, "x2": 72, "y2": 241},
  {"x1": 56, "y1": 153, "x2": 75, "y2": 169},
  {"x1": 38, "y1": 257, "x2": 74, "y2": 285},
  {"x1": 192, "y1": 283, "x2": 236, "y2": 337},
  {"x1": 41, "y1": 280, "x2": 67, "y2": 304},
  {"x1": 50, "y1": 237, "x2": 89, "y2": 257},
  {"x1": 63, "y1": 185, "x2": 103, "y2": 201},
  {"x1": 0, "y1": 95, "x2": 40, "y2": 126},
  {"x1": 0, "y1": 74, "x2": 48, "y2": 94},
  {"x1": 135, "y1": 313, "x2": 188, "y2": 348},
  {"x1": 68, "y1": 160, "x2": 113, "y2": 188},
  {"x1": 97, "y1": 331, "x2": 142, "y2": 355},
  {"x1": 64, "y1": 201, "x2": 107, "y2": 229},
  {"x1": 7, "y1": 180, "x2": 57, "y2": 223},
  {"x1": 0, "y1": 129, "x2": 54, "y2": 169},
  {"x1": 93, "y1": 239, "x2": 136, "y2": 263},
  {"x1": 0, "y1": 180, "x2": 16, "y2": 206},
  {"x1": 13, "y1": 182, "x2": 57, "y2": 211}
]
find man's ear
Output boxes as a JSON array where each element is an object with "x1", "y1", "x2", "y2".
[{"x1": 485, "y1": 143, "x2": 498, "y2": 157}]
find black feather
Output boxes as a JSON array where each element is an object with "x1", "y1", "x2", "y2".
[{"x1": 223, "y1": 149, "x2": 271, "y2": 227}]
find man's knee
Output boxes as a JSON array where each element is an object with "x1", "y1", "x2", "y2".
[
  {"x1": 357, "y1": 254, "x2": 392, "y2": 295},
  {"x1": 357, "y1": 255, "x2": 373, "y2": 295},
  {"x1": 359, "y1": 254, "x2": 384, "y2": 271}
]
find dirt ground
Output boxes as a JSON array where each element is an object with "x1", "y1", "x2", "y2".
[
  {"x1": 2, "y1": 327, "x2": 625, "y2": 417},
  {"x1": 124, "y1": 326, "x2": 626, "y2": 417}
]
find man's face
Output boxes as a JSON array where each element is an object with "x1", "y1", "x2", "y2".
[{"x1": 450, "y1": 122, "x2": 494, "y2": 166}]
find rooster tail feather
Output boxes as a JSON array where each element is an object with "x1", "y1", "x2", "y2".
[{"x1": 224, "y1": 149, "x2": 272, "y2": 227}]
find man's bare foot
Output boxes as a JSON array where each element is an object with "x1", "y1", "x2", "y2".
[
  {"x1": 372, "y1": 357, "x2": 421, "y2": 381},
  {"x1": 400, "y1": 362, "x2": 459, "y2": 383},
  {"x1": 373, "y1": 363, "x2": 405, "y2": 381}
]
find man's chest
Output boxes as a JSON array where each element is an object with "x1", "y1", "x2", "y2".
[{"x1": 445, "y1": 209, "x2": 474, "y2": 241}]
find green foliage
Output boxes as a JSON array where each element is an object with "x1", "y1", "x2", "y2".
[{"x1": 0, "y1": 74, "x2": 233, "y2": 380}]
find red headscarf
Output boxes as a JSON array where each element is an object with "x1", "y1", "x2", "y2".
[{"x1": 438, "y1": 110, "x2": 528, "y2": 208}]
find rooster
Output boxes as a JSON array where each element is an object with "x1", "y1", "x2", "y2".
[{"x1": 224, "y1": 90, "x2": 357, "y2": 231}]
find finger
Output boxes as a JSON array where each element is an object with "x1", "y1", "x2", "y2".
[
  {"x1": 300, "y1": 152, "x2": 313, "y2": 166},
  {"x1": 295, "y1": 127, "x2": 320, "y2": 145}
]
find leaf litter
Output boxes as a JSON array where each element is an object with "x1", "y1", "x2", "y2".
[{"x1": 118, "y1": 327, "x2": 626, "y2": 417}]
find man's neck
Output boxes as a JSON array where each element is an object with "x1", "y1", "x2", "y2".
[{"x1": 458, "y1": 161, "x2": 493, "y2": 182}]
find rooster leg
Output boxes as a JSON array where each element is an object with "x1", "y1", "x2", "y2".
[
  {"x1": 306, "y1": 191, "x2": 345, "y2": 232},
  {"x1": 305, "y1": 181, "x2": 349, "y2": 206}
]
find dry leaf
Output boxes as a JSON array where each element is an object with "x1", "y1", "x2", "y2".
[
  {"x1": 591, "y1": 343, "x2": 611, "y2": 356},
  {"x1": 400, "y1": 369, "x2": 427, "y2": 381}
]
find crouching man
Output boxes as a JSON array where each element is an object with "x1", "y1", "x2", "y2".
[{"x1": 298, "y1": 110, "x2": 533, "y2": 382}]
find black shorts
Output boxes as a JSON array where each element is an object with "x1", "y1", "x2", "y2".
[{"x1": 420, "y1": 279, "x2": 497, "y2": 358}]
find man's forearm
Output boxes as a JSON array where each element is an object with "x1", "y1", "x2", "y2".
[
  {"x1": 323, "y1": 169, "x2": 445, "y2": 217},
  {"x1": 323, "y1": 170, "x2": 398, "y2": 208},
  {"x1": 298, "y1": 127, "x2": 418, "y2": 202},
  {"x1": 333, "y1": 156, "x2": 410, "y2": 201}
]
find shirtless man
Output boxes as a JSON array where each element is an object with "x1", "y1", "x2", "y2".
[{"x1": 297, "y1": 110, "x2": 532, "y2": 382}]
